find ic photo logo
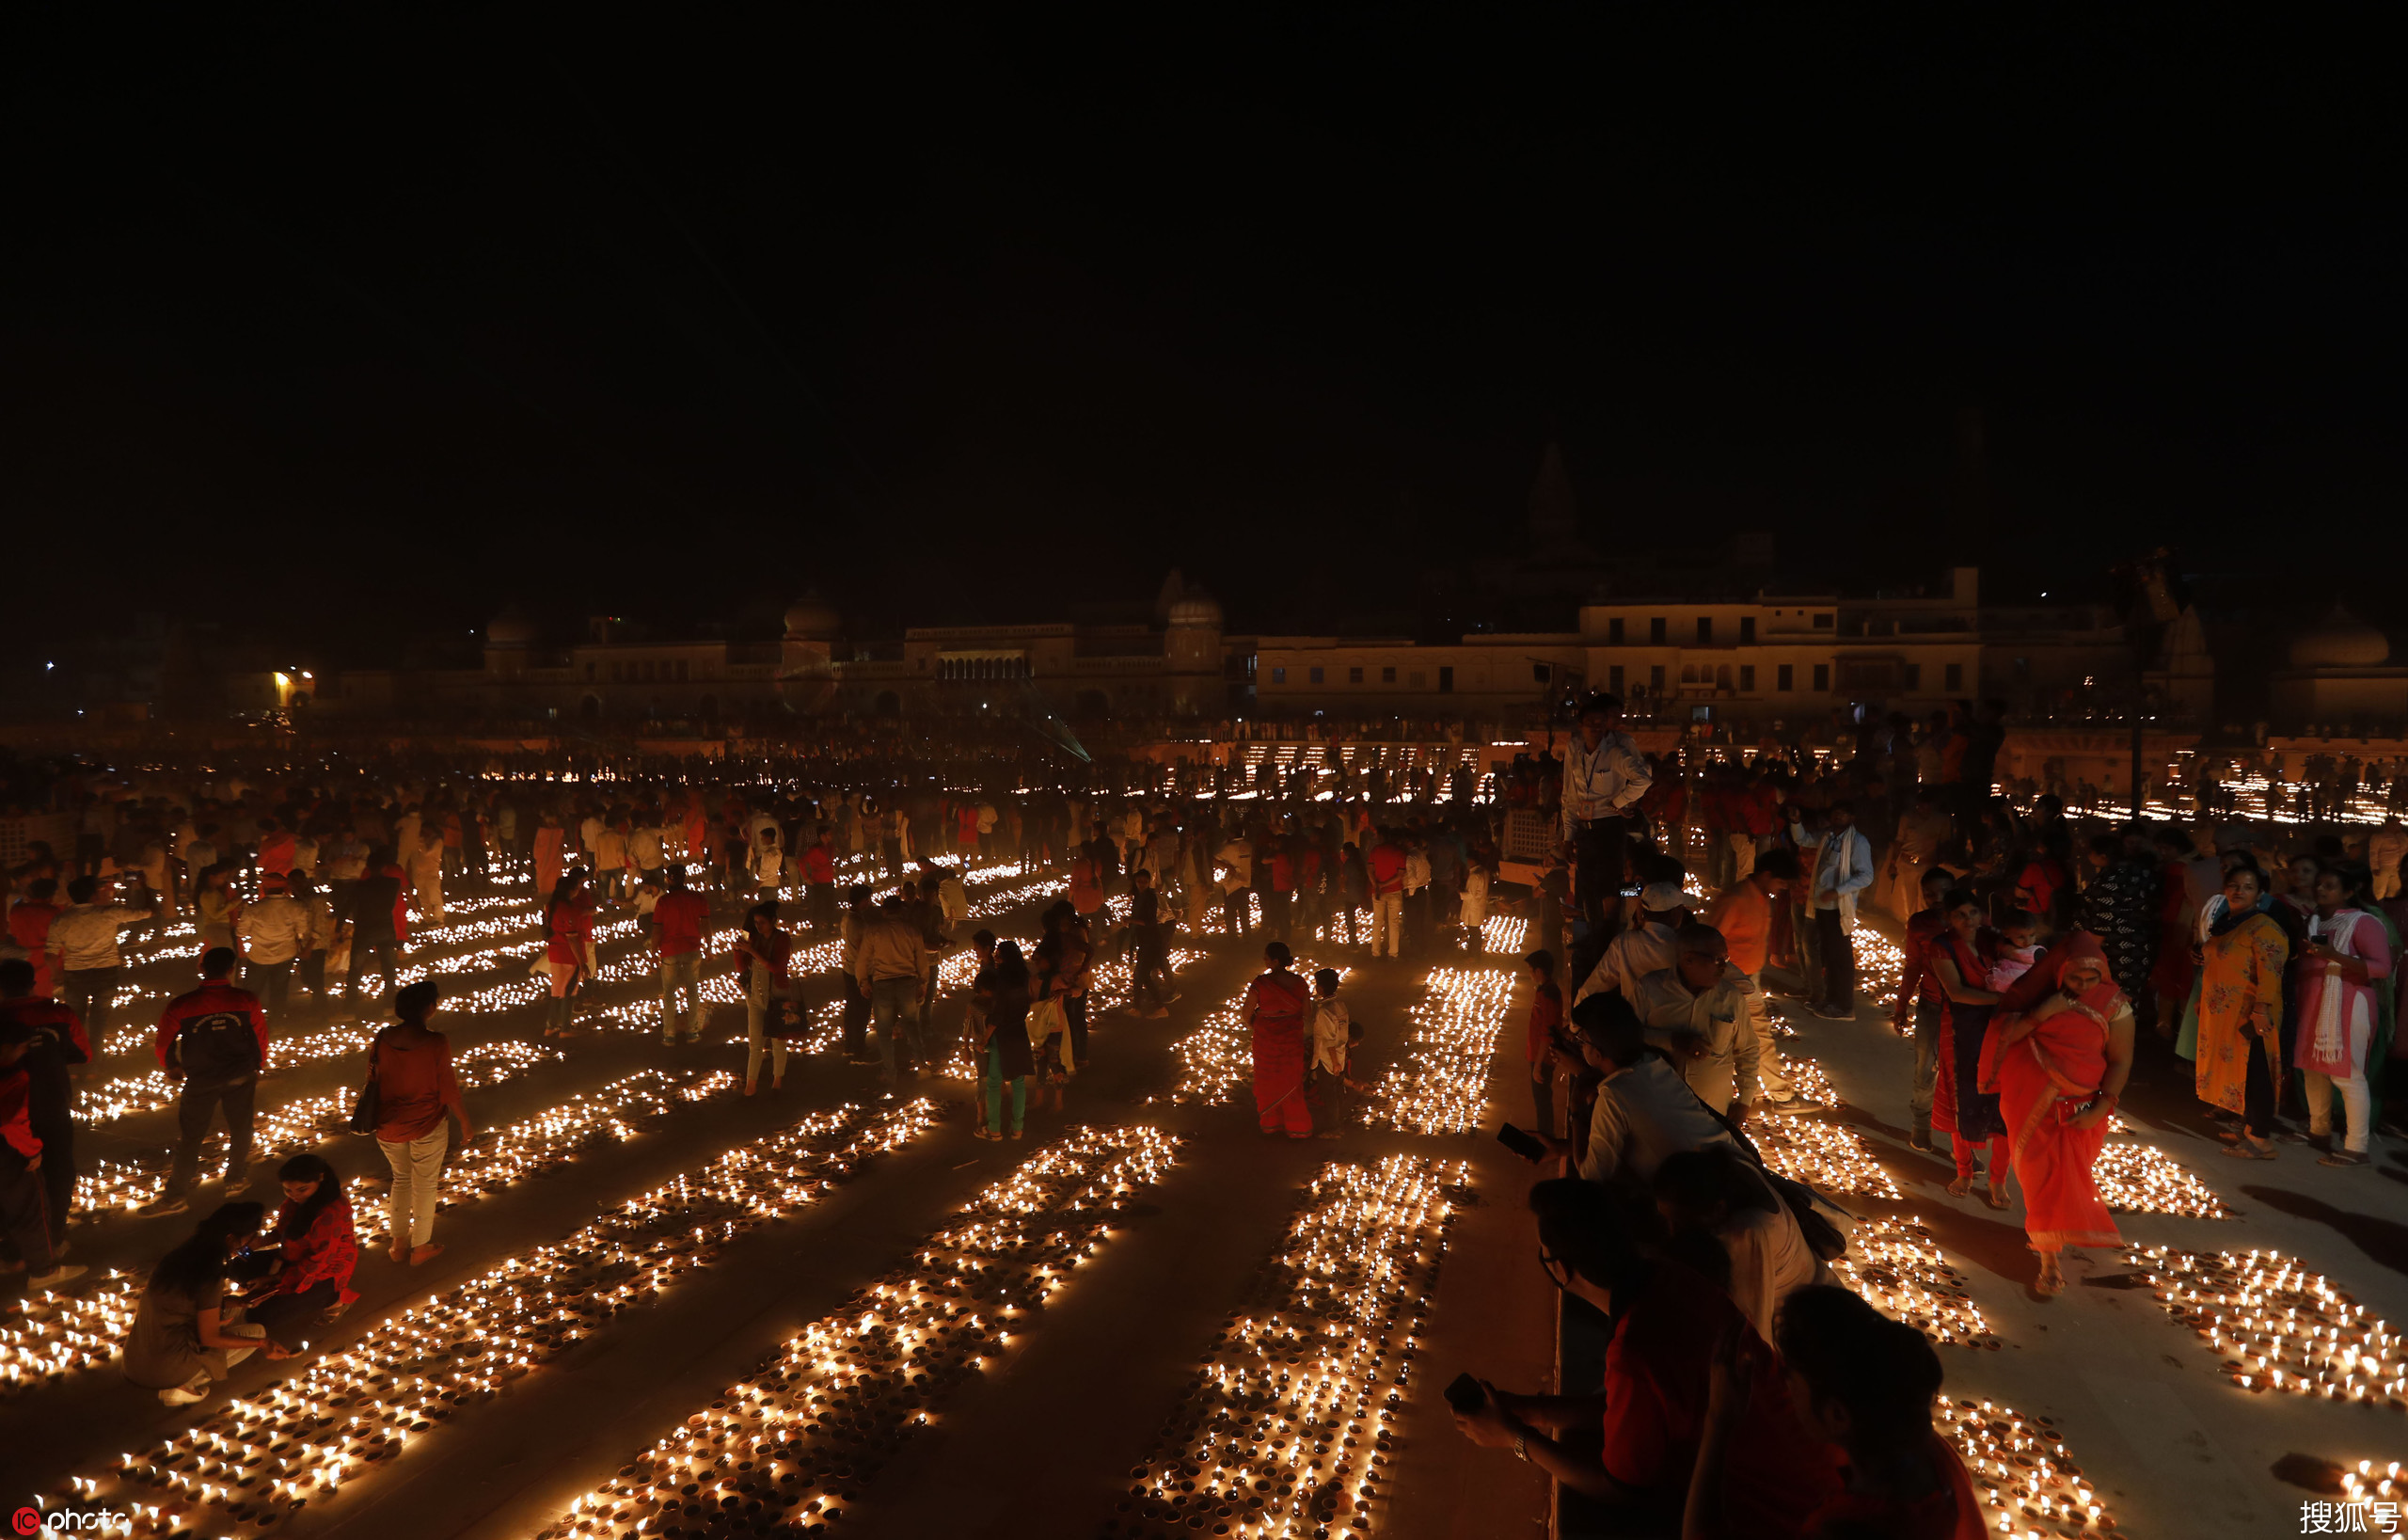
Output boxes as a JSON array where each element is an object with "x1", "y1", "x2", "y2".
[{"x1": 12, "y1": 1511, "x2": 130, "y2": 1535}]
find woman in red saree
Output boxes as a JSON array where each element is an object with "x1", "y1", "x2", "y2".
[
  {"x1": 1247, "y1": 942, "x2": 1315, "y2": 1138},
  {"x1": 1981, "y1": 931, "x2": 2133, "y2": 1296}
]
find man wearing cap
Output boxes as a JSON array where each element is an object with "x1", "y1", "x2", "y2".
[
  {"x1": 1556, "y1": 693, "x2": 1653, "y2": 976},
  {"x1": 1570, "y1": 881, "x2": 1688, "y2": 1008}
]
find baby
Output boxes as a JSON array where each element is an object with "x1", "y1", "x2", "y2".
[{"x1": 1990, "y1": 910, "x2": 2042, "y2": 990}]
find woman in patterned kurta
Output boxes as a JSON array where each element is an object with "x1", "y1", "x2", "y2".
[{"x1": 2193, "y1": 865, "x2": 2289, "y2": 1159}]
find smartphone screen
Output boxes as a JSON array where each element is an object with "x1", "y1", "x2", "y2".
[{"x1": 1496, "y1": 1122, "x2": 1547, "y2": 1162}]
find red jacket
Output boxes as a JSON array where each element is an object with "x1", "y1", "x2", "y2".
[
  {"x1": 268, "y1": 1193, "x2": 358, "y2": 1301},
  {"x1": 801, "y1": 844, "x2": 835, "y2": 885},
  {"x1": 154, "y1": 982, "x2": 271, "y2": 1076}
]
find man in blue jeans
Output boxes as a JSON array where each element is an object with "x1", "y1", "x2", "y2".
[{"x1": 852, "y1": 896, "x2": 929, "y2": 1088}]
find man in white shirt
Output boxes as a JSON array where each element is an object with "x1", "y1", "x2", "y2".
[
  {"x1": 1572, "y1": 882, "x2": 1690, "y2": 1007},
  {"x1": 1792, "y1": 802, "x2": 1876, "y2": 1020},
  {"x1": 1556, "y1": 694, "x2": 1652, "y2": 972},
  {"x1": 46, "y1": 874, "x2": 161, "y2": 1046},
  {"x1": 235, "y1": 877, "x2": 311, "y2": 1024},
  {"x1": 1538, "y1": 994, "x2": 1735, "y2": 1193}
]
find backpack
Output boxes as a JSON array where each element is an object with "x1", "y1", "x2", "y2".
[{"x1": 177, "y1": 1005, "x2": 259, "y2": 1081}]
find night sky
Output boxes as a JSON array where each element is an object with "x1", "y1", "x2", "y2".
[{"x1": 5, "y1": 7, "x2": 2399, "y2": 664}]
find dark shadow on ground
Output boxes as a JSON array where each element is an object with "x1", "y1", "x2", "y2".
[{"x1": 2239, "y1": 1184, "x2": 2408, "y2": 1281}]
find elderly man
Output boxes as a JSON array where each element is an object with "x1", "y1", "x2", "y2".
[
  {"x1": 1630, "y1": 923, "x2": 1766, "y2": 1121},
  {"x1": 1570, "y1": 881, "x2": 1689, "y2": 1007}
]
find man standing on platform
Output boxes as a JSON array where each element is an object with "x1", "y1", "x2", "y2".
[{"x1": 1557, "y1": 694, "x2": 1652, "y2": 981}]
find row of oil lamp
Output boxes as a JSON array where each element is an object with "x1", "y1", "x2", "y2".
[
  {"x1": 14, "y1": 1051, "x2": 724, "y2": 1393},
  {"x1": 1359, "y1": 967, "x2": 1517, "y2": 1135},
  {"x1": 71, "y1": 862, "x2": 1063, "y2": 1133},
  {"x1": 70, "y1": 1042, "x2": 564, "y2": 1221},
  {"x1": 2129, "y1": 1245, "x2": 2408, "y2": 1410},
  {"x1": 1106, "y1": 1153, "x2": 1463, "y2": 1539},
  {"x1": 37, "y1": 1099, "x2": 942, "y2": 1535},
  {"x1": 529, "y1": 1123, "x2": 1185, "y2": 1540}
]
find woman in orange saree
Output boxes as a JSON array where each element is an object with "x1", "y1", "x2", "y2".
[{"x1": 1981, "y1": 931, "x2": 2134, "y2": 1296}]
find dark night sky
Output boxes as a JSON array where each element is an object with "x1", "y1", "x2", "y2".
[{"x1": 4, "y1": 6, "x2": 2400, "y2": 665}]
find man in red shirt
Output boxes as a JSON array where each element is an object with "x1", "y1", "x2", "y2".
[
  {"x1": 142, "y1": 946, "x2": 270, "y2": 1215},
  {"x1": 655, "y1": 865, "x2": 711, "y2": 1046},
  {"x1": 6, "y1": 878, "x2": 64, "y2": 997},
  {"x1": 0, "y1": 1014, "x2": 88, "y2": 1287},
  {"x1": 0, "y1": 959, "x2": 89, "y2": 1258},
  {"x1": 1368, "y1": 832, "x2": 1409, "y2": 960}
]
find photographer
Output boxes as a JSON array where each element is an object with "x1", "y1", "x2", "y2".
[{"x1": 123, "y1": 1201, "x2": 282, "y2": 1406}]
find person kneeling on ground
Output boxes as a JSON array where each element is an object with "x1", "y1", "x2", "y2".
[
  {"x1": 245, "y1": 1153, "x2": 359, "y2": 1351},
  {"x1": 123, "y1": 1201, "x2": 282, "y2": 1405}
]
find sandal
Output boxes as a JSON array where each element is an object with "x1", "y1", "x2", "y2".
[
  {"x1": 2222, "y1": 1138, "x2": 2277, "y2": 1160},
  {"x1": 1984, "y1": 1183, "x2": 2012, "y2": 1210},
  {"x1": 2319, "y1": 1151, "x2": 2370, "y2": 1167}
]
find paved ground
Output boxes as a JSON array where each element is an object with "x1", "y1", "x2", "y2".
[
  {"x1": 1788, "y1": 922, "x2": 2408, "y2": 1540},
  {"x1": 25, "y1": 880, "x2": 2392, "y2": 1540},
  {"x1": 3, "y1": 884, "x2": 1552, "y2": 1540}
]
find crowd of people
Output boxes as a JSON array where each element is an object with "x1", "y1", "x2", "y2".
[
  {"x1": 1, "y1": 700, "x2": 2399, "y2": 1535},
  {"x1": 1447, "y1": 691, "x2": 2404, "y2": 1535}
]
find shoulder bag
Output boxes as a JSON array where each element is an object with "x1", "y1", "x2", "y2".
[{"x1": 347, "y1": 1039, "x2": 382, "y2": 1135}]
